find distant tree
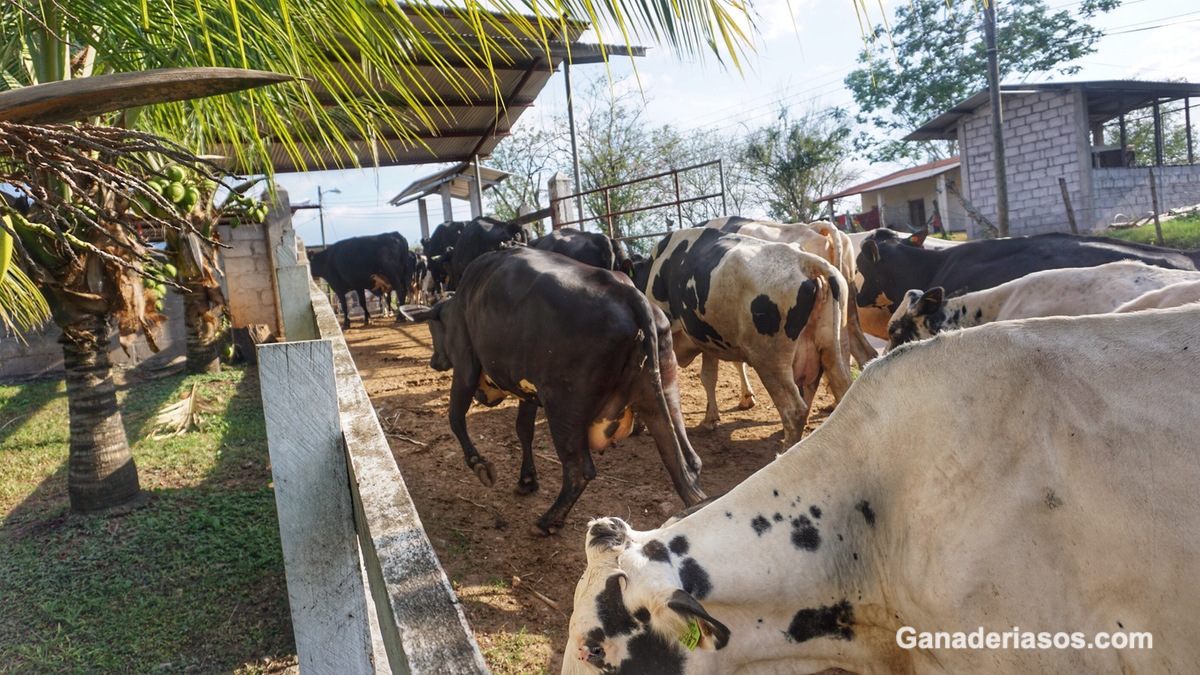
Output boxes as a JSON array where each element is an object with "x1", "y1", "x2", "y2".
[
  {"x1": 741, "y1": 107, "x2": 858, "y2": 223},
  {"x1": 488, "y1": 121, "x2": 562, "y2": 232},
  {"x1": 845, "y1": 0, "x2": 1120, "y2": 164}
]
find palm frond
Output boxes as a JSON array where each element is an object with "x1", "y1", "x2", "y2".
[{"x1": 0, "y1": 262, "x2": 50, "y2": 339}]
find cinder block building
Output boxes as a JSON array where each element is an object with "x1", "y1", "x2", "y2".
[{"x1": 905, "y1": 81, "x2": 1200, "y2": 238}]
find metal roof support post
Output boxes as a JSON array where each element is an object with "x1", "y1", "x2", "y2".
[
  {"x1": 469, "y1": 156, "x2": 483, "y2": 218},
  {"x1": 1153, "y1": 99, "x2": 1164, "y2": 167},
  {"x1": 440, "y1": 183, "x2": 454, "y2": 224},
  {"x1": 564, "y1": 60, "x2": 585, "y2": 221},
  {"x1": 1186, "y1": 98, "x2": 1194, "y2": 166},
  {"x1": 983, "y1": 0, "x2": 1010, "y2": 237},
  {"x1": 417, "y1": 199, "x2": 430, "y2": 241}
]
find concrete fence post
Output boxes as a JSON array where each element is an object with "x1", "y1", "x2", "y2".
[
  {"x1": 549, "y1": 172, "x2": 574, "y2": 230},
  {"x1": 258, "y1": 340, "x2": 375, "y2": 675}
]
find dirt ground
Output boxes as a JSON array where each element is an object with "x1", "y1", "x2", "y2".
[{"x1": 345, "y1": 322, "x2": 837, "y2": 674}]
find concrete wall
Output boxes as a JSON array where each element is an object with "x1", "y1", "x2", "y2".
[
  {"x1": 0, "y1": 289, "x2": 186, "y2": 380},
  {"x1": 1090, "y1": 166, "x2": 1200, "y2": 230},
  {"x1": 959, "y1": 88, "x2": 1092, "y2": 237},
  {"x1": 217, "y1": 189, "x2": 292, "y2": 338},
  {"x1": 861, "y1": 168, "x2": 966, "y2": 233}
]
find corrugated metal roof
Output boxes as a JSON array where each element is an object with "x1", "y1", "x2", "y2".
[
  {"x1": 215, "y1": 4, "x2": 644, "y2": 173},
  {"x1": 905, "y1": 80, "x2": 1200, "y2": 141},
  {"x1": 388, "y1": 161, "x2": 512, "y2": 205},
  {"x1": 817, "y1": 157, "x2": 959, "y2": 201}
]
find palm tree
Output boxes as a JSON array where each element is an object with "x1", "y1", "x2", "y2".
[{"x1": 0, "y1": 0, "x2": 754, "y2": 513}]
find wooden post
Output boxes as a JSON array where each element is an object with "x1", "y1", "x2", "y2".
[
  {"x1": 1149, "y1": 168, "x2": 1165, "y2": 246},
  {"x1": 1058, "y1": 177, "x2": 1079, "y2": 235},
  {"x1": 418, "y1": 199, "x2": 430, "y2": 241},
  {"x1": 258, "y1": 340, "x2": 375, "y2": 675},
  {"x1": 548, "y1": 172, "x2": 574, "y2": 230}
]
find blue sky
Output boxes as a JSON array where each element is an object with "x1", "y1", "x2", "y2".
[{"x1": 275, "y1": 0, "x2": 1200, "y2": 248}]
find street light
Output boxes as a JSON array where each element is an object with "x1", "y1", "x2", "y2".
[{"x1": 318, "y1": 186, "x2": 341, "y2": 248}]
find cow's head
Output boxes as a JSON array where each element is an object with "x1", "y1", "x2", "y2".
[
  {"x1": 563, "y1": 518, "x2": 730, "y2": 675},
  {"x1": 885, "y1": 287, "x2": 945, "y2": 351},
  {"x1": 401, "y1": 299, "x2": 456, "y2": 371},
  {"x1": 628, "y1": 254, "x2": 652, "y2": 292},
  {"x1": 855, "y1": 237, "x2": 889, "y2": 309},
  {"x1": 309, "y1": 249, "x2": 328, "y2": 280}
]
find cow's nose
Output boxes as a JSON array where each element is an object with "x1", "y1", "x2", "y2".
[{"x1": 577, "y1": 646, "x2": 590, "y2": 661}]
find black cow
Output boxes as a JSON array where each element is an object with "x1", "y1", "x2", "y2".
[
  {"x1": 446, "y1": 216, "x2": 531, "y2": 290},
  {"x1": 404, "y1": 247, "x2": 705, "y2": 535},
  {"x1": 420, "y1": 221, "x2": 467, "y2": 297},
  {"x1": 406, "y1": 250, "x2": 428, "y2": 304},
  {"x1": 530, "y1": 227, "x2": 633, "y2": 274},
  {"x1": 857, "y1": 227, "x2": 1200, "y2": 314},
  {"x1": 310, "y1": 232, "x2": 410, "y2": 329}
]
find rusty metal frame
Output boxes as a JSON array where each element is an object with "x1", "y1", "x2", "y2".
[{"x1": 549, "y1": 159, "x2": 727, "y2": 241}]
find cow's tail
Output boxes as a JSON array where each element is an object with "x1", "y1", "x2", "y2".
[
  {"x1": 624, "y1": 289, "x2": 681, "y2": 441},
  {"x1": 811, "y1": 221, "x2": 850, "y2": 329}
]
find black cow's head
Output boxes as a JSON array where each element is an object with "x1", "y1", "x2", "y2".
[
  {"x1": 855, "y1": 228, "x2": 929, "y2": 311},
  {"x1": 309, "y1": 249, "x2": 328, "y2": 281},
  {"x1": 628, "y1": 254, "x2": 652, "y2": 292}
]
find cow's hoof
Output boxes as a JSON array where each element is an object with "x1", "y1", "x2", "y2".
[
  {"x1": 471, "y1": 459, "x2": 496, "y2": 488},
  {"x1": 737, "y1": 395, "x2": 757, "y2": 410},
  {"x1": 531, "y1": 522, "x2": 559, "y2": 537},
  {"x1": 514, "y1": 478, "x2": 539, "y2": 495},
  {"x1": 699, "y1": 419, "x2": 718, "y2": 433}
]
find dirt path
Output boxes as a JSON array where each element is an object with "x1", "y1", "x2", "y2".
[{"x1": 345, "y1": 322, "x2": 836, "y2": 674}]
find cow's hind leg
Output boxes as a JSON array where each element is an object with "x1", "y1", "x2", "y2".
[
  {"x1": 356, "y1": 289, "x2": 371, "y2": 326},
  {"x1": 756, "y1": 363, "x2": 809, "y2": 446},
  {"x1": 533, "y1": 407, "x2": 595, "y2": 536},
  {"x1": 336, "y1": 291, "x2": 352, "y2": 330},
  {"x1": 514, "y1": 399, "x2": 539, "y2": 495},
  {"x1": 448, "y1": 365, "x2": 495, "y2": 488},
  {"x1": 736, "y1": 362, "x2": 757, "y2": 409},
  {"x1": 698, "y1": 354, "x2": 721, "y2": 431}
]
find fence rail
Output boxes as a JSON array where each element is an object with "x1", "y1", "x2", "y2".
[
  {"x1": 549, "y1": 159, "x2": 727, "y2": 241},
  {"x1": 259, "y1": 279, "x2": 488, "y2": 675}
]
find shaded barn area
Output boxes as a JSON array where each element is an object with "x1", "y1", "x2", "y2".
[{"x1": 343, "y1": 321, "x2": 838, "y2": 672}]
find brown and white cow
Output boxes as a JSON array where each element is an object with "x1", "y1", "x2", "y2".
[
  {"x1": 564, "y1": 305, "x2": 1200, "y2": 674},
  {"x1": 885, "y1": 260, "x2": 1200, "y2": 350},
  {"x1": 632, "y1": 227, "x2": 852, "y2": 445}
]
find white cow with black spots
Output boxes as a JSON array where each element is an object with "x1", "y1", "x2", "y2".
[
  {"x1": 633, "y1": 227, "x2": 852, "y2": 445},
  {"x1": 885, "y1": 260, "x2": 1200, "y2": 351},
  {"x1": 564, "y1": 305, "x2": 1200, "y2": 673},
  {"x1": 701, "y1": 218, "x2": 876, "y2": 419}
]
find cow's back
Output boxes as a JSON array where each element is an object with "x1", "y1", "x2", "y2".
[{"x1": 831, "y1": 308, "x2": 1200, "y2": 670}]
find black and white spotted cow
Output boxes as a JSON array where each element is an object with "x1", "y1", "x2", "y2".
[
  {"x1": 886, "y1": 260, "x2": 1200, "y2": 350},
  {"x1": 564, "y1": 305, "x2": 1200, "y2": 673},
  {"x1": 404, "y1": 247, "x2": 705, "y2": 535},
  {"x1": 633, "y1": 228, "x2": 852, "y2": 445}
]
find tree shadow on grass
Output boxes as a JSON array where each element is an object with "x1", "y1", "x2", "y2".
[{"x1": 0, "y1": 365, "x2": 294, "y2": 674}]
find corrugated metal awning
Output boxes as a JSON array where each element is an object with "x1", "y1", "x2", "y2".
[
  {"x1": 817, "y1": 157, "x2": 960, "y2": 202},
  {"x1": 214, "y1": 4, "x2": 645, "y2": 173},
  {"x1": 388, "y1": 161, "x2": 511, "y2": 205}
]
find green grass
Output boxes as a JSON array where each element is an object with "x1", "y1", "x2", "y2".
[
  {"x1": 480, "y1": 627, "x2": 551, "y2": 675},
  {"x1": 0, "y1": 367, "x2": 295, "y2": 673},
  {"x1": 1097, "y1": 214, "x2": 1200, "y2": 249}
]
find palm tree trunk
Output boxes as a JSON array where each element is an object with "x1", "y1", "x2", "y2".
[
  {"x1": 183, "y1": 278, "x2": 220, "y2": 374},
  {"x1": 59, "y1": 313, "x2": 142, "y2": 513}
]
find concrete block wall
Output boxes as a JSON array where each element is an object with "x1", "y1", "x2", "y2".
[
  {"x1": 1091, "y1": 166, "x2": 1200, "y2": 230},
  {"x1": 0, "y1": 289, "x2": 186, "y2": 380},
  {"x1": 960, "y1": 88, "x2": 1090, "y2": 237},
  {"x1": 217, "y1": 188, "x2": 292, "y2": 338}
]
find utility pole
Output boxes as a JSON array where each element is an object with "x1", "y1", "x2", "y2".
[
  {"x1": 983, "y1": 0, "x2": 1010, "y2": 237},
  {"x1": 317, "y1": 186, "x2": 341, "y2": 248}
]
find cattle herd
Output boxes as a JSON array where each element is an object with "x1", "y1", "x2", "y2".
[{"x1": 311, "y1": 216, "x2": 1200, "y2": 673}]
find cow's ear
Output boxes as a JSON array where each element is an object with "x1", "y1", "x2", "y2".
[
  {"x1": 664, "y1": 589, "x2": 730, "y2": 651},
  {"x1": 914, "y1": 287, "x2": 944, "y2": 315},
  {"x1": 863, "y1": 239, "x2": 880, "y2": 264},
  {"x1": 908, "y1": 228, "x2": 929, "y2": 247},
  {"x1": 399, "y1": 303, "x2": 441, "y2": 323}
]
